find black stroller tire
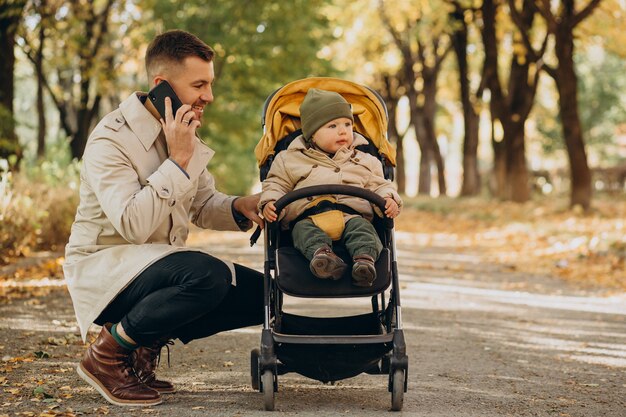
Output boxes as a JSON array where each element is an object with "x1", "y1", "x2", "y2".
[
  {"x1": 391, "y1": 369, "x2": 404, "y2": 411},
  {"x1": 261, "y1": 370, "x2": 275, "y2": 411},
  {"x1": 250, "y1": 349, "x2": 260, "y2": 390}
]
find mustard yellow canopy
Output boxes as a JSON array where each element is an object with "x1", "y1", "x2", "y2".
[{"x1": 254, "y1": 77, "x2": 396, "y2": 167}]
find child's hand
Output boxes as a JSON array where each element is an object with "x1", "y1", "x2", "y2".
[
  {"x1": 262, "y1": 201, "x2": 278, "y2": 222},
  {"x1": 384, "y1": 197, "x2": 400, "y2": 218}
]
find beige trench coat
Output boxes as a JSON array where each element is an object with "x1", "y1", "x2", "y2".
[
  {"x1": 259, "y1": 133, "x2": 401, "y2": 227},
  {"x1": 64, "y1": 92, "x2": 245, "y2": 340}
]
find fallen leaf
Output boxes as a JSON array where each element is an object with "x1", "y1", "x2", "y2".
[{"x1": 33, "y1": 386, "x2": 53, "y2": 399}]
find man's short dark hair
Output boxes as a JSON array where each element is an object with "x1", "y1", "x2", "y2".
[{"x1": 145, "y1": 30, "x2": 215, "y2": 80}]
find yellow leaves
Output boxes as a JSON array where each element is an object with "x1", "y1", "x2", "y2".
[
  {"x1": 0, "y1": 256, "x2": 65, "y2": 302},
  {"x1": 41, "y1": 333, "x2": 81, "y2": 348},
  {"x1": 4, "y1": 356, "x2": 34, "y2": 364},
  {"x1": 396, "y1": 196, "x2": 626, "y2": 291}
]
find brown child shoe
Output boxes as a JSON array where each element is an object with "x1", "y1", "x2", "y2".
[
  {"x1": 309, "y1": 245, "x2": 347, "y2": 280},
  {"x1": 352, "y1": 254, "x2": 377, "y2": 287}
]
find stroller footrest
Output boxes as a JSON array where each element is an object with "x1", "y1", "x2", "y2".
[{"x1": 276, "y1": 248, "x2": 391, "y2": 297}]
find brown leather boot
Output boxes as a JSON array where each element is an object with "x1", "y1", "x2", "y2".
[
  {"x1": 77, "y1": 324, "x2": 161, "y2": 406},
  {"x1": 309, "y1": 245, "x2": 347, "y2": 280},
  {"x1": 352, "y1": 254, "x2": 377, "y2": 287},
  {"x1": 130, "y1": 340, "x2": 175, "y2": 393}
]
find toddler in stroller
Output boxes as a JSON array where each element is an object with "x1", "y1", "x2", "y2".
[
  {"x1": 260, "y1": 88, "x2": 402, "y2": 287},
  {"x1": 251, "y1": 78, "x2": 408, "y2": 411}
]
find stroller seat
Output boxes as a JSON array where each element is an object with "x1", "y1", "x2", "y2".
[{"x1": 276, "y1": 247, "x2": 391, "y2": 297}]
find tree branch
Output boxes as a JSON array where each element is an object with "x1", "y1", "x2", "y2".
[
  {"x1": 572, "y1": 0, "x2": 601, "y2": 27},
  {"x1": 535, "y1": 0, "x2": 558, "y2": 32}
]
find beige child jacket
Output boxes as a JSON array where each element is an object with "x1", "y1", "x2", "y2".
[{"x1": 259, "y1": 133, "x2": 401, "y2": 227}]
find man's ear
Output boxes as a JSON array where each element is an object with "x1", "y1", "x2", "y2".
[{"x1": 151, "y1": 76, "x2": 165, "y2": 88}]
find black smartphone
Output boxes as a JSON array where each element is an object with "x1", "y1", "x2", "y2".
[{"x1": 148, "y1": 80, "x2": 183, "y2": 120}]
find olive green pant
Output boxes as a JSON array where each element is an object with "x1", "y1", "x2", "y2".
[{"x1": 292, "y1": 216, "x2": 382, "y2": 261}]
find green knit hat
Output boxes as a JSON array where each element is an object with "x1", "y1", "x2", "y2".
[{"x1": 300, "y1": 88, "x2": 353, "y2": 141}]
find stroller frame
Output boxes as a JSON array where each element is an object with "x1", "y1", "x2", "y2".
[{"x1": 251, "y1": 78, "x2": 408, "y2": 411}]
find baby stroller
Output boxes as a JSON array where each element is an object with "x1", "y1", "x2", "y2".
[{"x1": 251, "y1": 77, "x2": 408, "y2": 411}]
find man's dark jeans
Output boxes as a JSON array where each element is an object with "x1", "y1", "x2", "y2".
[{"x1": 95, "y1": 251, "x2": 264, "y2": 346}]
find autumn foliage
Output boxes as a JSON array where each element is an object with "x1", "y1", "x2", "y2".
[{"x1": 396, "y1": 195, "x2": 626, "y2": 292}]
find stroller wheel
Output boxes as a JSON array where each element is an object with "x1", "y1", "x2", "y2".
[
  {"x1": 250, "y1": 349, "x2": 260, "y2": 390},
  {"x1": 390, "y1": 369, "x2": 405, "y2": 411},
  {"x1": 261, "y1": 370, "x2": 275, "y2": 411}
]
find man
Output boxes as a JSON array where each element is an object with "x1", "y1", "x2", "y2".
[{"x1": 63, "y1": 30, "x2": 264, "y2": 407}]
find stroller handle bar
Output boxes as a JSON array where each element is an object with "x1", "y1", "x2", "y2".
[
  {"x1": 273, "y1": 184, "x2": 389, "y2": 219},
  {"x1": 250, "y1": 185, "x2": 393, "y2": 247}
]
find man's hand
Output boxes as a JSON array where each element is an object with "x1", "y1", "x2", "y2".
[
  {"x1": 262, "y1": 201, "x2": 277, "y2": 222},
  {"x1": 160, "y1": 97, "x2": 199, "y2": 170},
  {"x1": 384, "y1": 197, "x2": 400, "y2": 219},
  {"x1": 233, "y1": 194, "x2": 265, "y2": 229}
]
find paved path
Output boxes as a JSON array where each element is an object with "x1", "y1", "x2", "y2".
[{"x1": 1, "y1": 231, "x2": 624, "y2": 416}]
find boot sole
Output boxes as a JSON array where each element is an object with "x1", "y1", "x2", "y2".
[
  {"x1": 77, "y1": 364, "x2": 162, "y2": 406},
  {"x1": 310, "y1": 257, "x2": 346, "y2": 280},
  {"x1": 352, "y1": 264, "x2": 376, "y2": 287},
  {"x1": 152, "y1": 386, "x2": 176, "y2": 394}
]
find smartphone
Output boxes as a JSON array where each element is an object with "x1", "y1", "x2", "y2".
[{"x1": 148, "y1": 80, "x2": 183, "y2": 120}]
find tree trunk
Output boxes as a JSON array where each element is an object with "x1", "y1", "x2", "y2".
[
  {"x1": 503, "y1": 55, "x2": 535, "y2": 202},
  {"x1": 423, "y1": 72, "x2": 446, "y2": 196},
  {"x1": 481, "y1": 0, "x2": 539, "y2": 203},
  {"x1": 378, "y1": 73, "x2": 406, "y2": 194},
  {"x1": 452, "y1": 2, "x2": 481, "y2": 196},
  {"x1": 505, "y1": 122, "x2": 530, "y2": 202},
  {"x1": 491, "y1": 118, "x2": 507, "y2": 199},
  {"x1": 70, "y1": 95, "x2": 100, "y2": 159},
  {"x1": 554, "y1": 28, "x2": 592, "y2": 209},
  {"x1": 387, "y1": 101, "x2": 406, "y2": 194},
  {"x1": 418, "y1": 147, "x2": 432, "y2": 195},
  {"x1": 36, "y1": 23, "x2": 46, "y2": 158},
  {"x1": 412, "y1": 110, "x2": 432, "y2": 195},
  {"x1": 0, "y1": 1, "x2": 26, "y2": 162}
]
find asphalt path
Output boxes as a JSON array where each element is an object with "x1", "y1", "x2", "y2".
[{"x1": 0, "y1": 231, "x2": 624, "y2": 416}]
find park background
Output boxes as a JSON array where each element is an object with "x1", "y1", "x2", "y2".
[{"x1": 1, "y1": 0, "x2": 625, "y2": 293}]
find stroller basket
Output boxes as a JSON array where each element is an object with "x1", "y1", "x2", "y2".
[{"x1": 274, "y1": 312, "x2": 393, "y2": 382}]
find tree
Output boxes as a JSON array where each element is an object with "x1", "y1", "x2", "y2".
[
  {"x1": 18, "y1": 0, "x2": 56, "y2": 158},
  {"x1": 376, "y1": 72, "x2": 409, "y2": 194},
  {"x1": 0, "y1": 0, "x2": 27, "y2": 164},
  {"x1": 17, "y1": 0, "x2": 135, "y2": 160},
  {"x1": 450, "y1": 0, "x2": 481, "y2": 196},
  {"x1": 530, "y1": 0, "x2": 602, "y2": 210},
  {"x1": 379, "y1": 0, "x2": 452, "y2": 196},
  {"x1": 534, "y1": 48, "x2": 626, "y2": 165},
  {"x1": 479, "y1": 0, "x2": 549, "y2": 202}
]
